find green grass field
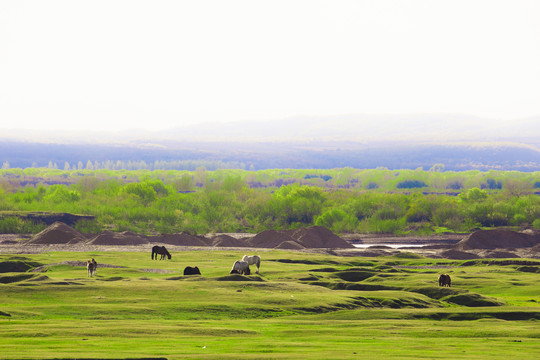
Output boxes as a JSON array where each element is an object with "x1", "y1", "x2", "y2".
[{"x1": 1, "y1": 250, "x2": 540, "y2": 359}]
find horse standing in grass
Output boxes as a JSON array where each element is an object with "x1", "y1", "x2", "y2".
[
  {"x1": 242, "y1": 255, "x2": 261, "y2": 274},
  {"x1": 87, "y1": 259, "x2": 97, "y2": 277},
  {"x1": 184, "y1": 266, "x2": 201, "y2": 275},
  {"x1": 438, "y1": 274, "x2": 451, "y2": 287},
  {"x1": 91, "y1": 258, "x2": 97, "y2": 275},
  {"x1": 230, "y1": 260, "x2": 251, "y2": 275},
  {"x1": 151, "y1": 245, "x2": 171, "y2": 260}
]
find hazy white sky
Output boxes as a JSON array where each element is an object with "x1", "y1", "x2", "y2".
[{"x1": 1, "y1": 0, "x2": 539, "y2": 131}]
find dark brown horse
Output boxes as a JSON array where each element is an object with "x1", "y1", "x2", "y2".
[
  {"x1": 184, "y1": 266, "x2": 201, "y2": 275},
  {"x1": 438, "y1": 274, "x2": 451, "y2": 287},
  {"x1": 151, "y1": 246, "x2": 171, "y2": 260},
  {"x1": 87, "y1": 258, "x2": 97, "y2": 277}
]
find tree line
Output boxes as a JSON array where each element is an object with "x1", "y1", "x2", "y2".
[{"x1": 0, "y1": 168, "x2": 539, "y2": 235}]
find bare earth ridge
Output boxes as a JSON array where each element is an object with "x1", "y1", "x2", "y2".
[{"x1": 1, "y1": 222, "x2": 539, "y2": 259}]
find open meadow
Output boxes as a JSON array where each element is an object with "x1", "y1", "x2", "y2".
[{"x1": 1, "y1": 248, "x2": 540, "y2": 359}]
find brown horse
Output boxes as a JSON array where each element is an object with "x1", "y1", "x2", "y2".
[
  {"x1": 87, "y1": 258, "x2": 97, "y2": 277},
  {"x1": 184, "y1": 266, "x2": 201, "y2": 275},
  {"x1": 438, "y1": 274, "x2": 451, "y2": 287},
  {"x1": 151, "y1": 246, "x2": 171, "y2": 260}
]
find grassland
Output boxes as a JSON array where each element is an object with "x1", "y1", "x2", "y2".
[{"x1": 1, "y1": 249, "x2": 540, "y2": 359}]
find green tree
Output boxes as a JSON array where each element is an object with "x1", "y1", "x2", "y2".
[{"x1": 123, "y1": 182, "x2": 157, "y2": 204}]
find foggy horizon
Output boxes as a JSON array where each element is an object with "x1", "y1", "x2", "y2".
[
  {"x1": 1, "y1": 112, "x2": 539, "y2": 146},
  {"x1": 2, "y1": 1, "x2": 540, "y2": 134}
]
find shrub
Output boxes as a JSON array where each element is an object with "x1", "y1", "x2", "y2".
[
  {"x1": 315, "y1": 208, "x2": 358, "y2": 233},
  {"x1": 44, "y1": 185, "x2": 81, "y2": 203},
  {"x1": 459, "y1": 188, "x2": 487, "y2": 202},
  {"x1": 0, "y1": 217, "x2": 46, "y2": 234},
  {"x1": 367, "y1": 182, "x2": 379, "y2": 189},
  {"x1": 122, "y1": 182, "x2": 157, "y2": 204},
  {"x1": 396, "y1": 180, "x2": 427, "y2": 189},
  {"x1": 446, "y1": 181, "x2": 463, "y2": 190},
  {"x1": 485, "y1": 178, "x2": 502, "y2": 190},
  {"x1": 74, "y1": 219, "x2": 104, "y2": 234}
]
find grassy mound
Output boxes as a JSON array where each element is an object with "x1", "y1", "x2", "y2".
[
  {"x1": 333, "y1": 270, "x2": 376, "y2": 282},
  {"x1": 216, "y1": 274, "x2": 265, "y2": 281},
  {"x1": 0, "y1": 260, "x2": 42, "y2": 273},
  {"x1": 516, "y1": 266, "x2": 540, "y2": 273},
  {"x1": 442, "y1": 293, "x2": 505, "y2": 307},
  {"x1": 0, "y1": 273, "x2": 36, "y2": 283},
  {"x1": 407, "y1": 286, "x2": 466, "y2": 300}
]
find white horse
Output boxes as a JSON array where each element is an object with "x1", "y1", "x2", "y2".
[
  {"x1": 230, "y1": 260, "x2": 251, "y2": 275},
  {"x1": 242, "y1": 255, "x2": 261, "y2": 274}
]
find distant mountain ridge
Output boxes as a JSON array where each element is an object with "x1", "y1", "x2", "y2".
[
  {"x1": 1, "y1": 113, "x2": 539, "y2": 170},
  {"x1": 1, "y1": 140, "x2": 539, "y2": 171}
]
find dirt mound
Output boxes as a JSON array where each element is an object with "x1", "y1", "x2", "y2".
[
  {"x1": 150, "y1": 232, "x2": 209, "y2": 246},
  {"x1": 440, "y1": 249, "x2": 480, "y2": 260},
  {"x1": 455, "y1": 230, "x2": 540, "y2": 250},
  {"x1": 86, "y1": 230, "x2": 148, "y2": 246},
  {"x1": 26, "y1": 222, "x2": 87, "y2": 245},
  {"x1": 483, "y1": 250, "x2": 519, "y2": 258},
  {"x1": 286, "y1": 226, "x2": 354, "y2": 249},
  {"x1": 248, "y1": 227, "x2": 352, "y2": 249},
  {"x1": 210, "y1": 234, "x2": 248, "y2": 247},
  {"x1": 249, "y1": 230, "x2": 297, "y2": 248},
  {"x1": 274, "y1": 240, "x2": 306, "y2": 250}
]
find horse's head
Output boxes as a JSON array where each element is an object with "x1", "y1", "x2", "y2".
[{"x1": 167, "y1": 253, "x2": 172, "y2": 259}]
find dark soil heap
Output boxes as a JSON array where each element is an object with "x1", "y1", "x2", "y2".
[
  {"x1": 249, "y1": 230, "x2": 298, "y2": 248},
  {"x1": 26, "y1": 222, "x2": 87, "y2": 245},
  {"x1": 455, "y1": 229, "x2": 540, "y2": 250},
  {"x1": 209, "y1": 234, "x2": 249, "y2": 247},
  {"x1": 86, "y1": 230, "x2": 148, "y2": 246},
  {"x1": 248, "y1": 226, "x2": 352, "y2": 249},
  {"x1": 287, "y1": 226, "x2": 354, "y2": 248},
  {"x1": 150, "y1": 232, "x2": 209, "y2": 246},
  {"x1": 274, "y1": 240, "x2": 306, "y2": 250}
]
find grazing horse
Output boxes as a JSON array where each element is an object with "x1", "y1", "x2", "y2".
[
  {"x1": 438, "y1": 274, "x2": 451, "y2": 287},
  {"x1": 184, "y1": 266, "x2": 201, "y2": 275},
  {"x1": 87, "y1": 259, "x2": 97, "y2": 277},
  {"x1": 230, "y1": 260, "x2": 251, "y2": 275},
  {"x1": 242, "y1": 255, "x2": 261, "y2": 274},
  {"x1": 91, "y1": 258, "x2": 97, "y2": 275},
  {"x1": 151, "y1": 245, "x2": 171, "y2": 260}
]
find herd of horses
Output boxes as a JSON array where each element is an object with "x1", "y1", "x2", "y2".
[
  {"x1": 149, "y1": 245, "x2": 261, "y2": 276},
  {"x1": 88, "y1": 246, "x2": 452, "y2": 286}
]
